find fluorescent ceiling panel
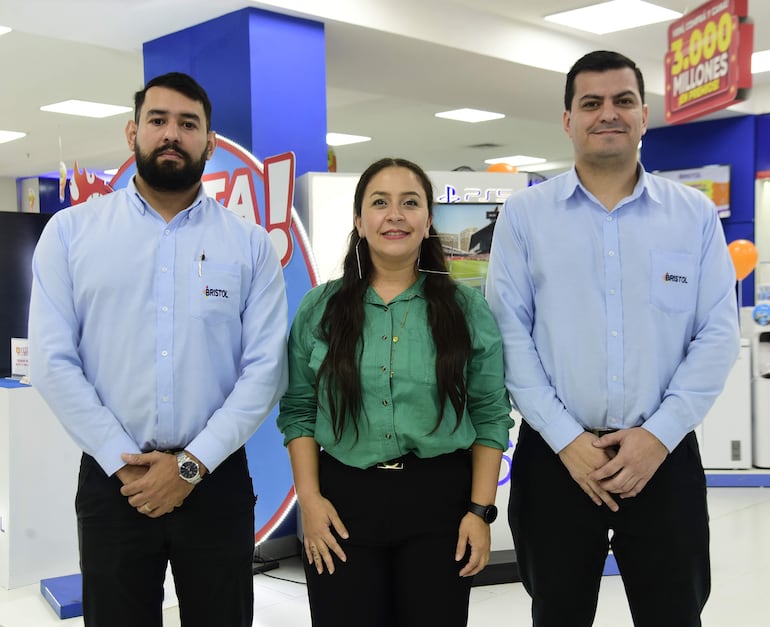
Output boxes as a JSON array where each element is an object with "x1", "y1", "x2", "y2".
[
  {"x1": 326, "y1": 132, "x2": 371, "y2": 146},
  {"x1": 435, "y1": 108, "x2": 505, "y2": 123},
  {"x1": 545, "y1": 0, "x2": 681, "y2": 35},
  {"x1": 40, "y1": 100, "x2": 132, "y2": 118},
  {"x1": 753, "y1": 50, "x2": 770, "y2": 74},
  {"x1": 485, "y1": 155, "x2": 546, "y2": 167},
  {"x1": 0, "y1": 130, "x2": 26, "y2": 144}
]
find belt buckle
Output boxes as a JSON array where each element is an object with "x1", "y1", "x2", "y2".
[{"x1": 376, "y1": 460, "x2": 404, "y2": 470}]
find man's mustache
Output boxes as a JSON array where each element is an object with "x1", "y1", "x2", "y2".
[{"x1": 153, "y1": 145, "x2": 189, "y2": 160}]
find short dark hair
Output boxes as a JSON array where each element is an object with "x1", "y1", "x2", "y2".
[
  {"x1": 134, "y1": 72, "x2": 213, "y2": 131},
  {"x1": 564, "y1": 51, "x2": 645, "y2": 111}
]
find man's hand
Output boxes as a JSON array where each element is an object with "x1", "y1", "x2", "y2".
[
  {"x1": 559, "y1": 433, "x2": 620, "y2": 512},
  {"x1": 589, "y1": 428, "x2": 668, "y2": 499},
  {"x1": 118, "y1": 451, "x2": 197, "y2": 518}
]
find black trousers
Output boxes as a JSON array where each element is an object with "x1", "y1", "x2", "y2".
[
  {"x1": 305, "y1": 450, "x2": 474, "y2": 627},
  {"x1": 509, "y1": 422, "x2": 710, "y2": 627},
  {"x1": 76, "y1": 448, "x2": 256, "y2": 627}
]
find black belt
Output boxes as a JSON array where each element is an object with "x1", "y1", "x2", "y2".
[
  {"x1": 372, "y1": 449, "x2": 470, "y2": 471},
  {"x1": 587, "y1": 428, "x2": 619, "y2": 438}
]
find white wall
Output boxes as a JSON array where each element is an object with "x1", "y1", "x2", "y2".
[{"x1": 0, "y1": 178, "x2": 17, "y2": 211}]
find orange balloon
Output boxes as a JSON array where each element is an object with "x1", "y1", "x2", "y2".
[
  {"x1": 728, "y1": 239, "x2": 758, "y2": 281},
  {"x1": 486, "y1": 162, "x2": 517, "y2": 173}
]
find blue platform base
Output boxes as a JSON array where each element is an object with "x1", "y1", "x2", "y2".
[{"x1": 40, "y1": 573, "x2": 82, "y2": 619}]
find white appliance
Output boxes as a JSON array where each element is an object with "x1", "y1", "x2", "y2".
[
  {"x1": 752, "y1": 327, "x2": 770, "y2": 468},
  {"x1": 696, "y1": 338, "x2": 752, "y2": 469}
]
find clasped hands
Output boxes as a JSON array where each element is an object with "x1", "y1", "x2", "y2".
[
  {"x1": 559, "y1": 427, "x2": 668, "y2": 512},
  {"x1": 116, "y1": 451, "x2": 195, "y2": 518}
]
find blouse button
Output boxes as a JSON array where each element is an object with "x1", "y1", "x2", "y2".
[
  {"x1": 385, "y1": 433, "x2": 392, "y2": 439},
  {"x1": 382, "y1": 400, "x2": 389, "y2": 406}
]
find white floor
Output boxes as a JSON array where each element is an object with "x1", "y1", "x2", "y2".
[{"x1": 2, "y1": 486, "x2": 769, "y2": 626}]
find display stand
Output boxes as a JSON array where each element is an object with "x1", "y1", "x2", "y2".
[{"x1": 0, "y1": 381, "x2": 80, "y2": 589}]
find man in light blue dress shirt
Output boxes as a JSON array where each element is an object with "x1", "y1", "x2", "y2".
[
  {"x1": 486, "y1": 51, "x2": 739, "y2": 626},
  {"x1": 29, "y1": 73, "x2": 288, "y2": 627}
]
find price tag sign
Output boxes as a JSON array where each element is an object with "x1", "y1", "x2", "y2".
[{"x1": 665, "y1": 0, "x2": 753, "y2": 124}]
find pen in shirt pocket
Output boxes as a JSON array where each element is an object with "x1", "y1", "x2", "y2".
[{"x1": 198, "y1": 250, "x2": 206, "y2": 277}]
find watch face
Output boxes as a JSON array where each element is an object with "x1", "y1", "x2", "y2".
[
  {"x1": 484, "y1": 505, "x2": 498, "y2": 524},
  {"x1": 180, "y1": 460, "x2": 199, "y2": 479}
]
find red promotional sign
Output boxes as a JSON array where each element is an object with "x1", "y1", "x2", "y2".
[{"x1": 665, "y1": 0, "x2": 753, "y2": 124}]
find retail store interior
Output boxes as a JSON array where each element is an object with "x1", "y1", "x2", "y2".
[{"x1": 2, "y1": 1, "x2": 770, "y2": 625}]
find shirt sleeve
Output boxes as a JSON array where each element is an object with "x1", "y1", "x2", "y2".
[
  {"x1": 277, "y1": 288, "x2": 322, "y2": 444},
  {"x1": 186, "y1": 227, "x2": 289, "y2": 471},
  {"x1": 642, "y1": 202, "x2": 740, "y2": 451},
  {"x1": 461, "y1": 287, "x2": 515, "y2": 450},
  {"x1": 485, "y1": 199, "x2": 586, "y2": 453},
  {"x1": 29, "y1": 213, "x2": 141, "y2": 475}
]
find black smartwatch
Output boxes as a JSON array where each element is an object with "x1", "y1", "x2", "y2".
[{"x1": 468, "y1": 501, "x2": 498, "y2": 524}]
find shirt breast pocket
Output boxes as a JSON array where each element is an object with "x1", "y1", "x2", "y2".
[
  {"x1": 649, "y1": 250, "x2": 697, "y2": 314},
  {"x1": 408, "y1": 327, "x2": 437, "y2": 384},
  {"x1": 190, "y1": 262, "x2": 241, "y2": 324}
]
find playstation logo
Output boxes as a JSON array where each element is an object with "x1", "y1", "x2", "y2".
[{"x1": 437, "y1": 185, "x2": 461, "y2": 203}]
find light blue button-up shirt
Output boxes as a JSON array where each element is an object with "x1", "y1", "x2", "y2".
[
  {"x1": 486, "y1": 166, "x2": 739, "y2": 454},
  {"x1": 29, "y1": 178, "x2": 288, "y2": 475}
]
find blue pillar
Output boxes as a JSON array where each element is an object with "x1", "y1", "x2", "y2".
[{"x1": 142, "y1": 7, "x2": 327, "y2": 177}]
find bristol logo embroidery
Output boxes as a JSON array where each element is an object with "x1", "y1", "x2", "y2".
[
  {"x1": 663, "y1": 272, "x2": 688, "y2": 284},
  {"x1": 202, "y1": 285, "x2": 229, "y2": 298}
]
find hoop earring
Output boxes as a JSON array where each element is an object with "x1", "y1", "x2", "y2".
[
  {"x1": 355, "y1": 238, "x2": 364, "y2": 280},
  {"x1": 417, "y1": 240, "x2": 450, "y2": 275}
]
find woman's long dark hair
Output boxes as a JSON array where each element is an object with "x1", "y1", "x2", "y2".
[{"x1": 316, "y1": 157, "x2": 472, "y2": 442}]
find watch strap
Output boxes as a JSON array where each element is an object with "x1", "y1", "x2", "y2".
[{"x1": 468, "y1": 501, "x2": 497, "y2": 523}]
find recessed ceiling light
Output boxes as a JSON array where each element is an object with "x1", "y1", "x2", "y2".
[
  {"x1": 435, "y1": 108, "x2": 505, "y2": 123},
  {"x1": 753, "y1": 50, "x2": 770, "y2": 74},
  {"x1": 0, "y1": 130, "x2": 26, "y2": 144},
  {"x1": 326, "y1": 132, "x2": 371, "y2": 146},
  {"x1": 40, "y1": 100, "x2": 132, "y2": 119},
  {"x1": 0, "y1": 26, "x2": 11, "y2": 36},
  {"x1": 485, "y1": 155, "x2": 547, "y2": 167},
  {"x1": 545, "y1": 0, "x2": 681, "y2": 35}
]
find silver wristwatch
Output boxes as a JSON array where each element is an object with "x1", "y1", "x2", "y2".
[{"x1": 175, "y1": 451, "x2": 202, "y2": 485}]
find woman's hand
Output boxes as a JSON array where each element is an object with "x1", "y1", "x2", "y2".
[
  {"x1": 456, "y1": 512, "x2": 491, "y2": 577},
  {"x1": 300, "y1": 493, "x2": 349, "y2": 574}
]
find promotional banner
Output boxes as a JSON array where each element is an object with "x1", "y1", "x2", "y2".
[
  {"x1": 665, "y1": 0, "x2": 753, "y2": 124},
  {"x1": 654, "y1": 163, "x2": 731, "y2": 217},
  {"x1": 86, "y1": 136, "x2": 319, "y2": 544}
]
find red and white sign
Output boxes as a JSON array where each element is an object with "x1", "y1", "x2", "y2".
[{"x1": 665, "y1": 0, "x2": 753, "y2": 124}]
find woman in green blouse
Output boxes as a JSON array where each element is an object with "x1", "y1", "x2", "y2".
[{"x1": 278, "y1": 157, "x2": 512, "y2": 627}]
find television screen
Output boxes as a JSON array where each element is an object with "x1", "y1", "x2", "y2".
[
  {"x1": 653, "y1": 164, "x2": 730, "y2": 218},
  {"x1": 0, "y1": 212, "x2": 52, "y2": 377},
  {"x1": 431, "y1": 203, "x2": 500, "y2": 294}
]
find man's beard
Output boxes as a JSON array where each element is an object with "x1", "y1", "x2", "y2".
[{"x1": 134, "y1": 141, "x2": 208, "y2": 192}]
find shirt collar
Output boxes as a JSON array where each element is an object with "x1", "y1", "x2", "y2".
[
  {"x1": 126, "y1": 176, "x2": 207, "y2": 219},
  {"x1": 560, "y1": 163, "x2": 654, "y2": 210},
  {"x1": 364, "y1": 273, "x2": 426, "y2": 305}
]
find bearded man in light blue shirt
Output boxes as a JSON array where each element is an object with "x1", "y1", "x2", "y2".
[
  {"x1": 486, "y1": 51, "x2": 739, "y2": 627},
  {"x1": 29, "y1": 72, "x2": 288, "y2": 627}
]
